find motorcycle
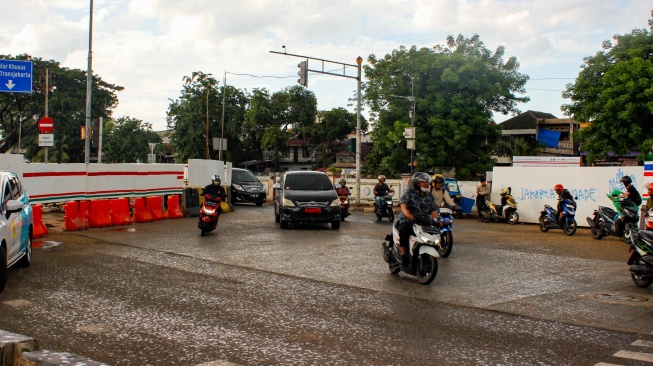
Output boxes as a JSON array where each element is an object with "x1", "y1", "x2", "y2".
[
  {"x1": 339, "y1": 191, "x2": 351, "y2": 222},
  {"x1": 198, "y1": 194, "x2": 221, "y2": 236},
  {"x1": 586, "y1": 189, "x2": 639, "y2": 241},
  {"x1": 626, "y1": 228, "x2": 653, "y2": 288},
  {"x1": 644, "y1": 208, "x2": 653, "y2": 230},
  {"x1": 438, "y1": 205, "x2": 454, "y2": 258},
  {"x1": 480, "y1": 190, "x2": 519, "y2": 224},
  {"x1": 539, "y1": 198, "x2": 578, "y2": 236},
  {"x1": 381, "y1": 215, "x2": 441, "y2": 285},
  {"x1": 375, "y1": 191, "x2": 395, "y2": 222}
]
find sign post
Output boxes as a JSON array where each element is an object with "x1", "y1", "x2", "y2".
[{"x1": 0, "y1": 60, "x2": 33, "y2": 93}]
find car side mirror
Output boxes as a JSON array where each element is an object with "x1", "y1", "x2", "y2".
[
  {"x1": 5, "y1": 199, "x2": 24, "y2": 218},
  {"x1": 272, "y1": 183, "x2": 281, "y2": 190}
]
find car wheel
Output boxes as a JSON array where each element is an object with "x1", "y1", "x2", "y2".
[
  {"x1": 331, "y1": 221, "x2": 340, "y2": 230},
  {"x1": 18, "y1": 228, "x2": 32, "y2": 268},
  {"x1": 256, "y1": 201, "x2": 264, "y2": 206},
  {"x1": 0, "y1": 246, "x2": 6, "y2": 293},
  {"x1": 280, "y1": 219, "x2": 289, "y2": 229}
]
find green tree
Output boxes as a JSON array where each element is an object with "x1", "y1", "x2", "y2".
[
  {"x1": 0, "y1": 54, "x2": 122, "y2": 162},
  {"x1": 167, "y1": 72, "x2": 249, "y2": 164},
  {"x1": 308, "y1": 107, "x2": 364, "y2": 167},
  {"x1": 497, "y1": 137, "x2": 544, "y2": 161},
  {"x1": 364, "y1": 34, "x2": 529, "y2": 179},
  {"x1": 563, "y1": 12, "x2": 653, "y2": 163},
  {"x1": 102, "y1": 117, "x2": 161, "y2": 163}
]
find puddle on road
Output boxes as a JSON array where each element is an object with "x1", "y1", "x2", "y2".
[
  {"x1": 3, "y1": 299, "x2": 31, "y2": 308},
  {"x1": 112, "y1": 227, "x2": 140, "y2": 233},
  {"x1": 33, "y1": 241, "x2": 62, "y2": 250},
  {"x1": 588, "y1": 292, "x2": 651, "y2": 305}
]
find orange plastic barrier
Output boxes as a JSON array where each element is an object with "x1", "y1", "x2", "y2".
[
  {"x1": 109, "y1": 198, "x2": 132, "y2": 226},
  {"x1": 31, "y1": 204, "x2": 48, "y2": 238},
  {"x1": 88, "y1": 199, "x2": 112, "y2": 228},
  {"x1": 147, "y1": 196, "x2": 165, "y2": 221},
  {"x1": 164, "y1": 195, "x2": 183, "y2": 219},
  {"x1": 133, "y1": 197, "x2": 153, "y2": 223},
  {"x1": 62, "y1": 200, "x2": 89, "y2": 231}
]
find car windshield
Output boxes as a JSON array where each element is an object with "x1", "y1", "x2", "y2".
[
  {"x1": 284, "y1": 174, "x2": 333, "y2": 190},
  {"x1": 233, "y1": 169, "x2": 260, "y2": 183}
]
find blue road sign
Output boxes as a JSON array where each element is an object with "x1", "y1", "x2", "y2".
[{"x1": 0, "y1": 59, "x2": 33, "y2": 93}]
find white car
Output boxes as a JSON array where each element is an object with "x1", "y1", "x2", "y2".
[{"x1": 0, "y1": 171, "x2": 33, "y2": 292}]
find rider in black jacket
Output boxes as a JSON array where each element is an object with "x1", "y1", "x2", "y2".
[{"x1": 203, "y1": 174, "x2": 227, "y2": 204}]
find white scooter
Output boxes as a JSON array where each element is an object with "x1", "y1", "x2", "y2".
[{"x1": 382, "y1": 215, "x2": 441, "y2": 285}]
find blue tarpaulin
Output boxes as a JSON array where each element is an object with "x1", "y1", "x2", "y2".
[{"x1": 537, "y1": 128, "x2": 561, "y2": 148}]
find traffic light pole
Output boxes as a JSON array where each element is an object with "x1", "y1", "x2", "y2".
[{"x1": 270, "y1": 51, "x2": 364, "y2": 205}]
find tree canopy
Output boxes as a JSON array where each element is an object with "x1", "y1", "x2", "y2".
[
  {"x1": 563, "y1": 12, "x2": 653, "y2": 163},
  {"x1": 0, "y1": 54, "x2": 122, "y2": 162},
  {"x1": 363, "y1": 34, "x2": 529, "y2": 179},
  {"x1": 102, "y1": 117, "x2": 161, "y2": 163}
]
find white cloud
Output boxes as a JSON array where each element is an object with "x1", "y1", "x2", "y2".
[{"x1": 2, "y1": 0, "x2": 652, "y2": 129}]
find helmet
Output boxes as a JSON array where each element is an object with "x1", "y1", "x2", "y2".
[
  {"x1": 500, "y1": 187, "x2": 510, "y2": 196},
  {"x1": 621, "y1": 175, "x2": 632, "y2": 186},
  {"x1": 211, "y1": 174, "x2": 221, "y2": 183},
  {"x1": 553, "y1": 184, "x2": 563, "y2": 191},
  {"x1": 646, "y1": 182, "x2": 653, "y2": 191},
  {"x1": 339, "y1": 178, "x2": 346, "y2": 185},
  {"x1": 411, "y1": 172, "x2": 432, "y2": 190},
  {"x1": 432, "y1": 174, "x2": 445, "y2": 185},
  {"x1": 377, "y1": 175, "x2": 386, "y2": 182}
]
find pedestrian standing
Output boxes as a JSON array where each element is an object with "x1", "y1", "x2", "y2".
[{"x1": 476, "y1": 178, "x2": 491, "y2": 221}]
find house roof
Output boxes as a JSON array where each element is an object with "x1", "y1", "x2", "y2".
[{"x1": 499, "y1": 111, "x2": 558, "y2": 130}]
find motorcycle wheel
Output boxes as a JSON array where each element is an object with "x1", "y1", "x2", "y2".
[
  {"x1": 481, "y1": 210, "x2": 491, "y2": 223},
  {"x1": 387, "y1": 207, "x2": 394, "y2": 222},
  {"x1": 389, "y1": 262, "x2": 401, "y2": 274},
  {"x1": 341, "y1": 213, "x2": 346, "y2": 222},
  {"x1": 275, "y1": 209, "x2": 280, "y2": 223},
  {"x1": 631, "y1": 258, "x2": 653, "y2": 288},
  {"x1": 454, "y1": 210, "x2": 463, "y2": 220},
  {"x1": 438, "y1": 232, "x2": 453, "y2": 258},
  {"x1": 375, "y1": 209, "x2": 382, "y2": 221},
  {"x1": 539, "y1": 215, "x2": 550, "y2": 232},
  {"x1": 624, "y1": 223, "x2": 635, "y2": 241},
  {"x1": 591, "y1": 220, "x2": 604, "y2": 240},
  {"x1": 416, "y1": 254, "x2": 438, "y2": 285},
  {"x1": 200, "y1": 229, "x2": 206, "y2": 237},
  {"x1": 563, "y1": 219, "x2": 577, "y2": 236},
  {"x1": 507, "y1": 211, "x2": 519, "y2": 225}
]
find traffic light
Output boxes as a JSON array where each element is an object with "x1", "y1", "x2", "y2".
[{"x1": 297, "y1": 61, "x2": 308, "y2": 87}]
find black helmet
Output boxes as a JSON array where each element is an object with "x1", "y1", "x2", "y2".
[
  {"x1": 433, "y1": 174, "x2": 445, "y2": 185},
  {"x1": 411, "y1": 172, "x2": 432, "y2": 190},
  {"x1": 621, "y1": 175, "x2": 632, "y2": 186}
]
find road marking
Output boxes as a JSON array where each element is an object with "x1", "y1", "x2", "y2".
[
  {"x1": 594, "y1": 363, "x2": 622, "y2": 366},
  {"x1": 633, "y1": 340, "x2": 653, "y2": 348},
  {"x1": 613, "y1": 350, "x2": 653, "y2": 362}
]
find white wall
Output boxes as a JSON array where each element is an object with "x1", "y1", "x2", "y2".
[{"x1": 492, "y1": 166, "x2": 644, "y2": 226}]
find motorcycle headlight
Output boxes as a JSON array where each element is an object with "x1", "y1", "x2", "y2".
[
  {"x1": 329, "y1": 199, "x2": 340, "y2": 207},
  {"x1": 282, "y1": 198, "x2": 294, "y2": 207},
  {"x1": 233, "y1": 184, "x2": 245, "y2": 191}
]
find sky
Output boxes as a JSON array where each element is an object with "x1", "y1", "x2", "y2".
[{"x1": 2, "y1": 0, "x2": 651, "y2": 132}]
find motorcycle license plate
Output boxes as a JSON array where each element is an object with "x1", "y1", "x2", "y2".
[
  {"x1": 647, "y1": 217, "x2": 653, "y2": 222},
  {"x1": 305, "y1": 207, "x2": 321, "y2": 214},
  {"x1": 205, "y1": 201, "x2": 217, "y2": 207}
]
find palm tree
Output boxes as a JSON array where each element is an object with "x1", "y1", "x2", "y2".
[{"x1": 498, "y1": 137, "x2": 544, "y2": 161}]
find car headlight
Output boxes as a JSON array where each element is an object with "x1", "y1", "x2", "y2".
[
  {"x1": 233, "y1": 184, "x2": 245, "y2": 191},
  {"x1": 329, "y1": 199, "x2": 340, "y2": 207},
  {"x1": 283, "y1": 198, "x2": 294, "y2": 206}
]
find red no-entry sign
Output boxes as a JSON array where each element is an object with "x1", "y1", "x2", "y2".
[{"x1": 37, "y1": 117, "x2": 54, "y2": 133}]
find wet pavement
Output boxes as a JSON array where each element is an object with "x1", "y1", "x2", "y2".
[{"x1": 0, "y1": 204, "x2": 650, "y2": 365}]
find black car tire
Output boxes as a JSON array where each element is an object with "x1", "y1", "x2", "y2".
[
  {"x1": 18, "y1": 228, "x2": 32, "y2": 268},
  {"x1": 331, "y1": 221, "x2": 340, "y2": 230},
  {"x1": 256, "y1": 201, "x2": 264, "y2": 206},
  {"x1": 0, "y1": 246, "x2": 6, "y2": 293},
  {"x1": 280, "y1": 219, "x2": 289, "y2": 229}
]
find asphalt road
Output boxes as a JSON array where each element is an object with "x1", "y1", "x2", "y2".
[{"x1": 0, "y1": 204, "x2": 651, "y2": 365}]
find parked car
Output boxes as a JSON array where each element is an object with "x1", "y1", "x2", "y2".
[
  {"x1": 230, "y1": 168, "x2": 266, "y2": 206},
  {"x1": 273, "y1": 171, "x2": 341, "y2": 230},
  {"x1": 0, "y1": 171, "x2": 33, "y2": 292}
]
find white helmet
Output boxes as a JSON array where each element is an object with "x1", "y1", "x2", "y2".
[{"x1": 211, "y1": 174, "x2": 221, "y2": 183}]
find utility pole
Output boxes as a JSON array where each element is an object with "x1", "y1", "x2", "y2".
[
  {"x1": 269, "y1": 50, "x2": 363, "y2": 205},
  {"x1": 84, "y1": 0, "x2": 94, "y2": 164},
  {"x1": 410, "y1": 76, "x2": 415, "y2": 175},
  {"x1": 219, "y1": 71, "x2": 226, "y2": 161},
  {"x1": 44, "y1": 68, "x2": 49, "y2": 163}
]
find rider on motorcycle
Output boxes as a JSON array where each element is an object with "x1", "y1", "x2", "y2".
[
  {"x1": 397, "y1": 172, "x2": 441, "y2": 267},
  {"x1": 430, "y1": 174, "x2": 460, "y2": 209},
  {"x1": 373, "y1": 175, "x2": 395, "y2": 211},
  {"x1": 614, "y1": 175, "x2": 642, "y2": 239},
  {"x1": 554, "y1": 184, "x2": 576, "y2": 224},
  {"x1": 335, "y1": 178, "x2": 351, "y2": 197},
  {"x1": 202, "y1": 174, "x2": 227, "y2": 205}
]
